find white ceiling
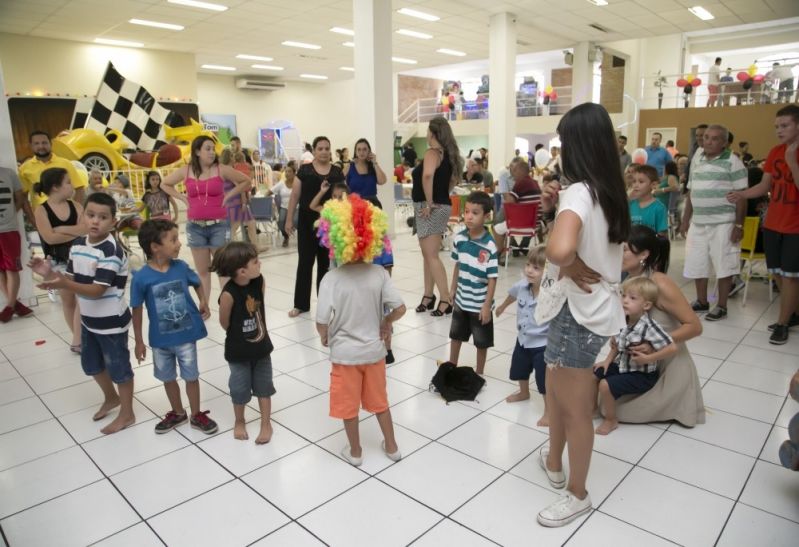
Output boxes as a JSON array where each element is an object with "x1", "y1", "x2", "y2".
[{"x1": 1, "y1": 0, "x2": 797, "y2": 83}]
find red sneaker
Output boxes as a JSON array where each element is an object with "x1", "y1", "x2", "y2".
[
  {"x1": 14, "y1": 301, "x2": 33, "y2": 317},
  {"x1": 0, "y1": 306, "x2": 13, "y2": 323}
]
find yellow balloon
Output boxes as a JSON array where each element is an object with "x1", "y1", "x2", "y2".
[
  {"x1": 686, "y1": 74, "x2": 695, "y2": 82},
  {"x1": 441, "y1": 96, "x2": 449, "y2": 105},
  {"x1": 545, "y1": 85, "x2": 553, "y2": 94},
  {"x1": 748, "y1": 64, "x2": 757, "y2": 77}
]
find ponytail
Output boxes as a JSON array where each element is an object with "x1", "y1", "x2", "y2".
[
  {"x1": 36, "y1": 167, "x2": 68, "y2": 196},
  {"x1": 628, "y1": 224, "x2": 671, "y2": 273}
]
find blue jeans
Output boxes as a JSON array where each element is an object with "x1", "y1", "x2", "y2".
[
  {"x1": 228, "y1": 357, "x2": 276, "y2": 405},
  {"x1": 81, "y1": 327, "x2": 133, "y2": 384},
  {"x1": 152, "y1": 342, "x2": 199, "y2": 382}
]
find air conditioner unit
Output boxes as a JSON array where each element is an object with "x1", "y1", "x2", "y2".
[{"x1": 235, "y1": 78, "x2": 286, "y2": 91}]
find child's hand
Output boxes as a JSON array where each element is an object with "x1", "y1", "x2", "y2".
[
  {"x1": 593, "y1": 361, "x2": 608, "y2": 374},
  {"x1": 630, "y1": 350, "x2": 656, "y2": 366},
  {"x1": 379, "y1": 319, "x2": 391, "y2": 340},
  {"x1": 495, "y1": 304, "x2": 506, "y2": 317},
  {"x1": 199, "y1": 303, "x2": 211, "y2": 320},
  {"x1": 37, "y1": 271, "x2": 68, "y2": 290},
  {"x1": 134, "y1": 340, "x2": 147, "y2": 363},
  {"x1": 28, "y1": 256, "x2": 53, "y2": 279},
  {"x1": 479, "y1": 302, "x2": 492, "y2": 325},
  {"x1": 320, "y1": 333, "x2": 328, "y2": 347},
  {"x1": 320, "y1": 180, "x2": 330, "y2": 193}
]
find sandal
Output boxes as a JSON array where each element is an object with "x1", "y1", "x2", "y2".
[
  {"x1": 431, "y1": 301, "x2": 453, "y2": 317},
  {"x1": 69, "y1": 344, "x2": 81, "y2": 354},
  {"x1": 288, "y1": 308, "x2": 306, "y2": 318},
  {"x1": 415, "y1": 294, "x2": 436, "y2": 313}
]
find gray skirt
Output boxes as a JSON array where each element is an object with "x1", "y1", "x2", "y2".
[{"x1": 413, "y1": 202, "x2": 450, "y2": 239}]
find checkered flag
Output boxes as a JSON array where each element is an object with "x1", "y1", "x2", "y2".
[{"x1": 82, "y1": 62, "x2": 170, "y2": 151}]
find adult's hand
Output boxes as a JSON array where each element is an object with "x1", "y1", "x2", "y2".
[
  {"x1": 540, "y1": 180, "x2": 561, "y2": 213},
  {"x1": 285, "y1": 217, "x2": 295, "y2": 235},
  {"x1": 731, "y1": 225, "x2": 743, "y2": 243},
  {"x1": 628, "y1": 341, "x2": 654, "y2": 355},
  {"x1": 726, "y1": 191, "x2": 744, "y2": 204},
  {"x1": 561, "y1": 254, "x2": 600, "y2": 293}
]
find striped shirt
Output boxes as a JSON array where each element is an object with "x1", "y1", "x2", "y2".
[
  {"x1": 687, "y1": 149, "x2": 747, "y2": 225},
  {"x1": 67, "y1": 234, "x2": 131, "y2": 334},
  {"x1": 614, "y1": 313, "x2": 673, "y2": 374},
  {"x1": 451, "y1": 228, "x2": 498, "y2": 313}
]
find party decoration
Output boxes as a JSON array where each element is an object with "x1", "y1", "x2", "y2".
[
  {"x1": 542, "y1": 85, "x2": 558, "y2": 105},
  {"x1": 316, "y1": 194, "x2": 389, "y2": 265},
  {"x1": 676, "y1": 75, "x2": 702, "y2": 107},
  {"x1": 736, "y1": 68, "x2": 765, "y2": 92},
  {"x1": 631, "y1": 148, "x2": 648, "y2": 165}
]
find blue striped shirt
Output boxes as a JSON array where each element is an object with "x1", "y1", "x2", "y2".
[
  {"x1": 67, "y1": 234, "x2": 131, "y2": 334},
  {"x1": 451, "y1": 229, "x2": 498, "y2": 313}
]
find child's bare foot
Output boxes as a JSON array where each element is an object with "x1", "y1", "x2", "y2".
[
  {"x1": 255, "y1": 421, "x2": 273, "y2": 444},
  {"x1": 536, "y1": 414, "x2": 550, "y2": 427},
  {"x1": 233, "y1": 420, "x2": 248, "y2": 440},
  {"x1": 595, "y1": 418, "x2": 618, "y2": 435},
  {"x1": 93, "y1": 398, "x2": 120, "y2": 421},
  {"x1": 592, "y1": 406, "x2": 601, "y2": 419},
  {"x1": 505, "y1": 391, "x2": 530, "y2": 403},
  {"x1": 100, "y1": 413, "x2": 135, "y2": 435}
]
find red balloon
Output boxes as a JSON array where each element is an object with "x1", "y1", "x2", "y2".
[
  {"x1": 692, "y1": 78, "x2": 701, "y2": 87},
  {"x1": 676, "y1": 78, "x2": 688, "y2": 87},
  {"x1": 737, "y1": 72, "x2": 749, "y2": 82},
  {"x1": 753, "y1": 74, "x2": 765, "y2": 82},
  {"x1": 550, "y1": 91, "x2": 558, "y2": 101}
]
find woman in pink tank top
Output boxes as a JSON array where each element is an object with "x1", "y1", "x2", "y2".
[{"x1": 161, "y1": 136, "x2": 251, "y2": 301}]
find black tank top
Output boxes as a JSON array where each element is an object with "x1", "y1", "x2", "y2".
[
  {"x1": 41, "y1": 200, "x2": 78, "y2": 264},
  {"x1": 222, "y1": 275, "x2": 273, "y2": 361},
  {"x1": 411, "y1": 150, "x2": 453, "y2": 205},
  {"x1": 297, "y1": 163, "x2": 345, "y2": 220}
]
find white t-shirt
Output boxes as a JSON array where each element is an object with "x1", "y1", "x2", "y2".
[
  {"x1": 271, "y1": 181, "x2": 293, "y2": 210},
  {"x1": 316, "y1": 263, "x2": 405, "y2": 365},
  {"x1": 556, "y1": 182, "x2": 625, "y2": 336},
  {"x1": 709, "y1": 64, "x2": 721, "y2": 85}
]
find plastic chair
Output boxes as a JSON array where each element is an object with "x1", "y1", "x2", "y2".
[
  {"x1": 118, "y1": 204, "x2": 149, "y2": 261},
  {"x1": 250, "y1": 196, "x2": 278, "y2": 247},
  {"x1": 740, "y1": 215, "x2": 772, "y2": 306},
  {"x1": 502, "y1": 202, "x2": 538, "y2": 268},
  {"x1": 393, "y1": 184, "x2": 413, "y2": 220}
]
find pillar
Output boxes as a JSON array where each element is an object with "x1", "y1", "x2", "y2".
[
  {"x1": 571, "y1": 41, "x2": 594, "y2": 106},
  {"x1": 353, "y1": 0, "x2": 395, "y2": 232},
  {"x1": 488, "y1": 12, "x2": 516, "y2": 174}
]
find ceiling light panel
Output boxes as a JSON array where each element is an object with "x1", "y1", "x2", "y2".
[
  {"x1": 282, "y1": 40, "x2": 321, "y2": 49},
  {"x1": 392, "y1": 57, "x2": 417, "y2": 64},
  {"x1": 330, "y1": 27, "x2": 354, "y2": 36},
  {"x1": 129, "y1": 19, "x2": 184, "y2": 31},
  {"x1": 94, "y1": 38, "x2": 144, "y2": 47},
  {"x1": 300, "y1": 73, "x2": 328, "y2": 80},
  {"x1": 396, "y1": 29, "x2": 433, "y2": 39},
  {"x1": 688, "y1": 6, "x2": 715, "y2": 21},
  {"x1": 396, "y1": 8, "x2": 439, "y2": 22},
  {"x1": 437, "y1": 48, "x2": 466, "y2": 56},
  {"x1": 201, "y1": 64, "x2": 235, "y2": 70},
  {"x1": 252, "y1": 64, "x2": 284, "y2": 70},
  {"x1": 237, "y1": 54, "x2": 273, "y2": 61},
  {"x1": 167, "y1": 0, "x2": 228, "y2": 12}
]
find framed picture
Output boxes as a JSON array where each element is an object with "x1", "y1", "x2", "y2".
[{"x1": 200, "y1": 114, "x2": 237, "y2": 145}]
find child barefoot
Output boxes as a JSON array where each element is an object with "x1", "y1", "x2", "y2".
[
  {"x1": 212, "y1": 242, "x2": 275, "y2": 443},
  {"x1": 495, "y1": 245, "x2": 551, "y2": 426},
  {"x1": 593, "y1": 276, "x2": 676, "y2": 435},
  {"x1": 315, "y1": 194, "x2": 406, "y2": 466}
]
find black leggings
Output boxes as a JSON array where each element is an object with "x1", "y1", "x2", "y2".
[{"x1": 293, "y1": 220, "x2": 329, "y2": 311}]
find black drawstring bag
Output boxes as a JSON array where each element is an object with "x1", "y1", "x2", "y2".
[{"x1": 430, "y1": 361, "x2": 485, "y2": 403}]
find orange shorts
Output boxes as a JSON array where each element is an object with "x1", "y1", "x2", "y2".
[{"x1": 329, "y1": 361, "x2": 388, "y2": 419}]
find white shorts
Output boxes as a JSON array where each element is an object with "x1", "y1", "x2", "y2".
[
  {"x1": 494, "y1": 221, "x2": 508, "y2": 235},
  {"x1": 683, "y1": 223, "x2": 741, "y2": 279}
]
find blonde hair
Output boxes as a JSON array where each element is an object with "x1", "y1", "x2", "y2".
[
  {"x1": 233, "y1": 151, "x2": 246, "y2": 164},
  {"x1": 527, "y1": 244, "x2": 547, "y2": 268},
  {"x1": 621, "y1": 276, "x2": 659, "y2": 305},
  {"x1": 220, "y1": 148, "x2": 233, "y2": 166}
]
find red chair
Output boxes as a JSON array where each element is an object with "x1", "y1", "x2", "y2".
[{"x1": 502, "y1": 202, "x2": 538, "y2": 268}]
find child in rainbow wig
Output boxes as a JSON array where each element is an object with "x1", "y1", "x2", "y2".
[{"x1": 315, "y1": 194, "x2": 406, "y2": 466}]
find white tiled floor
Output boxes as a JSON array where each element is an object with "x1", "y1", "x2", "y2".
[{"x1": 1, "y1": 230, "x2": 798, "y2": 546}]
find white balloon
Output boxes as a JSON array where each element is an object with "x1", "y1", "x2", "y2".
[
  {"x1": 631, "y1": 148, "x2": 648, "y2": 165},
  {"x1": 534, "y1": 149, "x2": 551, "y2": 168}
]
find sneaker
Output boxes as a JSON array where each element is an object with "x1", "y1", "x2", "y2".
[
  {"x1": 768, "y1": 313, "x2": 799, "y2": 332},
  {"x1": 705, "y1": 306, "x2": 727, "y2": 321},
  {"x1": 538, "y1": 446, "x2": 566, "y2": 489},
  {"x1": 381, "y1": 440, "x2": 402, "y2": 462},
  {"x1": 340, "y1": 445, "x2": 363, "y2": 466},
  {"x1": 537, "y1": 491, "x2": 592, "y2": 527},
  {"x1": 13, "y1": 301, "x2": 33, "y2": 317},
  {"x1": 728, "y1": 277, "x2": 745, "y2": 298},
  {"x1": 154, "y1": 411, "x2": 187, "y2": 434},
  {"x1": 0, "y1": 306, "x2": 13, "y2": 323},
  {"x1": 769, "y1": 324, "x2": 789, "y2": 345},
  {"x1": 691, "y1": 300, "x2": 710, "y2": 313},
  {"x1": 385, "y1": 350, "x2": 395, "y2": 364},
  {"x1": 190, "y1": 410, "x2": 218, "y2": 434},
  {"x1": 282, "y1": 238, "x2": 289, "y2": 248},
  {"x1": 779, "y1": 440, "x2": 799, "y2": 471},
  {"x1": 47, "y1": 289, "x2": 59, "y2": 303}
]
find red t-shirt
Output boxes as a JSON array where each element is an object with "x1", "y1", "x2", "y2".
[
  {"x1": 394, "y1": 165, "x2": 405, "y2": 182},
  {"x1": 763, "y1": 143, "x2": 799, "y2": 234},
  {"x1": 511, "y1": 176, "x2": 541, "y2": 203}
]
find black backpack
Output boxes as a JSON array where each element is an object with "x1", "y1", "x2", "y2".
[{"x1": 430, "y1": 361, "x2": 486, "y2": 403}]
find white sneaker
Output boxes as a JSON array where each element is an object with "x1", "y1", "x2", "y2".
[
  {"x1": 340, "y1": 445, "x2": 363, "y2": 467},
  {"x1": 382, "y1": 440, "x2": 402, "y2": 462},
  {"x1": 537, "y1": 491, "x2": 592, "y2": 527},
  {"x1": 538, "y1": 446, "x2": 566, "y2": 489},
  {"x1": 47, "y1": 289, "x2": 59, "y2": 303}
]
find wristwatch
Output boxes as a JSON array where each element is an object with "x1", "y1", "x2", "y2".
[{"x1": 734, "y1": 224, "x2": 743, "y2": 229}]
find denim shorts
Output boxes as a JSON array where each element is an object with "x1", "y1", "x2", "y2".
[
  {"x1": 81, "y1": 328, "x2": 134, "y2": 384},
  {"x1": 543, "y1": 302, "x2": 608, "y2": 369},
  {"x1": 152, "y1": 342, "x2": 199, "y2": 383},
  {"x1": 186, "y1": 220, "x2": 229, "y2": 249},
  {"x1": 228, "y1": 356, "x2": 276, "y2": 405}
]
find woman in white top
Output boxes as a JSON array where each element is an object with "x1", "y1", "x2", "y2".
[
  {"x1": 536, "y1": 103, "x2": 631, "y2": 528},
  {"x1": 271, "y1": 161, "x2": 298, "y2": 247}
]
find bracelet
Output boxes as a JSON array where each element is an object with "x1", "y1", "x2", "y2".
[{"x1": 734, "y1": 224, "x2": 743, "y2": 229}]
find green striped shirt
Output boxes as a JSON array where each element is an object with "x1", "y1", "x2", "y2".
[{"x1": 687, "y1": 149, "x2": 747, "y2": 225}]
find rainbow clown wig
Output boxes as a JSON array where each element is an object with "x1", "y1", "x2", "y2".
[{"x1": 316, "y1": 194, "x2": 391, "y2": 265}]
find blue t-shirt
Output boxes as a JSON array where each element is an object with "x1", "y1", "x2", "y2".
[
  {"x1": 130, "y1": 259, "x2": 207, "y2": 348},
  {"x1": 629, "y1": 199, "x2": 668, "y2": 234},
  {"x1": 645, "y1": 146, "x2": 672, "y2": 177},
  {"x1": 346, "y1": 164, "x2": 378, "y2": 198}
]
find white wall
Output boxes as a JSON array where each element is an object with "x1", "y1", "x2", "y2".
[
  {"x1": 196, "y1": 73, "x2": 359, "y2": 152},
  {"x1": 0, "y1": 33, "x2": 196, "y2": 100}
]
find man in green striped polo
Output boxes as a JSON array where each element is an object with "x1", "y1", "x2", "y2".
[{"x1": 679, "y1": 124, "x2": 748, "y2": 321}]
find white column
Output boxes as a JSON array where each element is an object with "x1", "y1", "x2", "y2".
[
  {"x1": 0, "y1": 62, "x2": 34, "y2": 307},
  {"x1": 571, "y1": 41, "x2": 594, "y2": 105},
  {"x1": 353, "y1": 0, "x2": 395, "y2": 232},
  {"x1": 488, "y1": 12, "x2": 516, "y2": 174}
]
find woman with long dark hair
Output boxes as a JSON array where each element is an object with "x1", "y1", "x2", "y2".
[
  {"x1": 412, "y1": 117, "x2": 464, "y2": 316},
  {"x1": 161, "y1": 136, "x2": 251, "y2": 301},
  {"x1": 536, "y1": 103, "x2": 631, "y2": 527},
  {"x1": 285, "y1": 136, "x2": 345, "y2": 317},
  {"x1": 345, "y1": 138, "x2": 387, "y2": 206}
]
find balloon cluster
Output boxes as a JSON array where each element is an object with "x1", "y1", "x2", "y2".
[
  {"x1": 737, "y1": 64, "x2": 764, "y2": 91},
  {"x1": 631, "y1": 148, "x2": 648, "y2": 165},
  {"x1": 676, "y1": 75, "x2": 702, "y2": 95},
  {"x1": 542, "y1": 85, "x2": 558, "y2": 105},
  {"x1": 316, "y1": 194, "x2": 390, "y2": 265}
]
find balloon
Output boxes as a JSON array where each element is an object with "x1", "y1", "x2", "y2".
[
  {"x1": 743, "y1": 79, "x2": 753, "y2": 90},
  {"x1": 535, "y1": 148, "x2": 551, "y2": 168},
  {"x1": 754, "y1": 74, "x2": 765, "y2": 83},
  {"x1": 550, "y1": 90, "x2": 558, "y2": 101},
  {"x1": 683, "y1": 84, "x2": 693, "y2": 94},
  {"x1": 737, "y1": 72, "x2": 749, "y2": 82},
  {"x1": 692, "y1": 78, "x2": 701, "y2": 86},
  {"x1": 544, "y1": 84, "x2": 553, "y2": 94},
  {"x1": 676, "y1": 78, "x2": 688, "y2": 87},
  {"x1": 631, "y1": 148, "x2": 647, "y2": 165},
  {"x1": 748, "y1": 64, "x2": 757, "y2": 77},
  {"x1": 543, "y1": 96, "x2": 550, "y2": 105}
]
